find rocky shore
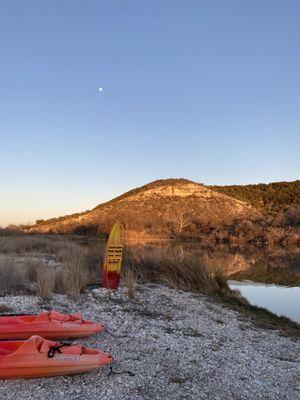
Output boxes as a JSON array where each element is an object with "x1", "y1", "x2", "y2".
[{"x1": 0, "y1": 284, "x2": 299, "y2": 400}]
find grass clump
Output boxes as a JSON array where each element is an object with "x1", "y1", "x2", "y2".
[
  {"x1": 0, "y1": 259, "x2": 27, "y2": 294},
  {"x1": 125, "y1": 249, "x2": 220, "y2": 295},
  {"x1": 25, "y1": 258, "x2": 41, "y2": 282},
  {"x1": 123, "y1": 268, "x2": 138, "y2": 299},
  {"x1": 158, "y1": 256, "x2": 219, "y2": 294},
  {"x1": 37, "y1": 269, "x2": 55, "y2": 301},
  {"x1": 212, "y1": 269, "x2": 230, "y2": 291},
  {"x1": 65, "y1": 264, "x2": 88, "y2": 299},
  {"x1": 55, "y1": 242, "x2": 90, "y2": 299}
]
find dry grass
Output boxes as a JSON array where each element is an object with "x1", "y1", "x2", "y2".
[
  {"x1": 0, "y1": 235, "x2": 61, "y2": 255},
  {"x1": 65, "y1": 265, "x2": 88, "y2": 299},
  {"x1": 82, "y1": 243, "x2": 104, "y2": 283},
  {"x1": 53, "y1": 269, "x2": 68, "y2": 294},
  {"x1": 0, "y1": 236, "x2": 101, "y2": 299},
  {"x1": 37, "y1": 269, "x2": 55, "y2": 300},
  {"x1": 0, "y1": 259, "x2": 26, "y2": 293},
  {"x1": 124, "y1": 248, "x2": 221, "y2": 295},
  {"x1": 56, "y1": 242, "x2": 80, "y2": 264},
  {"x1": 158, "y1": 256, "x2": 219, "y2": 294},
  {"x1": 55, "y1": 242, "x2": 92, "y2": 299},
  {"x1": 213, "y1": 269, "x2": 230, "y2": 291},
  {"x1": 63, "y1": 247, "x2": 88, "y2": 298},
  {"x1": 25, "y1": 258, "x2": 41, "y2": 282},
  {"x1": 123, "y1": 268, "x2": 137, "y2": 299},
  {"x1": 0, "y1": 234, "x2": 227, "y2": 298}
]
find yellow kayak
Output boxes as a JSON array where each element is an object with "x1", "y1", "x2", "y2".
[{"x1": 102, "y1": 221, "x2": 123, "y2": 290}]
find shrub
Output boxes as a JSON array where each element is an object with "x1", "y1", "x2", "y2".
[{"x1": 282, "y1": 208, "x2": 300, "y2": 227}]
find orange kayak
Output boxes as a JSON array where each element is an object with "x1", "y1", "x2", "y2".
[
  {"x1": 0, "y1": 335, "x2": 112, "y2": 379},
  {"x1": 0, "y1": 311, "x2": 104, "y2": 340}
]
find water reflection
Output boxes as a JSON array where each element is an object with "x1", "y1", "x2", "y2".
[
  {"x1": 124, "y1": 241, "x2": 300, "y2": 286},
  {"x1": 123, "y1": 241, "x2": 300, "y2": 321}
]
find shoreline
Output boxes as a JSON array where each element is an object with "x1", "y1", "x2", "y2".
[{"x1": 0, "y1": 284, "x2": 299, "y2": 399}]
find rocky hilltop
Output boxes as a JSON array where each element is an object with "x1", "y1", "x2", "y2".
[{"x1": 27, "y1": 179, "x2": 259, "y2": 238}]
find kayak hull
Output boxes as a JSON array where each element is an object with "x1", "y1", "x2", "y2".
[
  {"x1": 0, "y1": 324, "x2": 104, "y2": 340},
  {"x1": 0, "y1": 336, "x2": 112, "y2": 379},
  {"x1": 0, "y1": 311, "x2": 104, "y2": 340},
  {"x1": 0, "y1": 357, "x2": 111, "y2": 379}
]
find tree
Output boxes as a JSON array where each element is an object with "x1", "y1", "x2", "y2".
[{"x1": 168, "y1": 208, "x2": 194, "y2": 234}]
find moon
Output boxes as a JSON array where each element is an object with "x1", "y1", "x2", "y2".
[{"x1": 98, "y1": 87, "x2": 103, "y2": 92}]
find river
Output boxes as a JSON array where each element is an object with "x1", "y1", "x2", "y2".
[{"x1": 229, "y1": 280, "x2": 300, "y2": 323}]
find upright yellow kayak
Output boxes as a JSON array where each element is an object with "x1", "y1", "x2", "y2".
[{"x1": 102, "y1": 221, "x2": 123, "y2": 290}]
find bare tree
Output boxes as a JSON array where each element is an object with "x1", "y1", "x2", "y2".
[{"x1": 169, "y1": 209, "x2": 194, "y2": 234}]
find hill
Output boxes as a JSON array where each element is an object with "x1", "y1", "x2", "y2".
[{"x1": 27, "y1": 179, "x2": 259, "y2": 238}]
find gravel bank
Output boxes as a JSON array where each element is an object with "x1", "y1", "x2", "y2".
[{"x1": 0, "y1": 284, "x2": 299, "y2": 400}]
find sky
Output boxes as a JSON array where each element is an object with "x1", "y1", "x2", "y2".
[{"x1": 0, "y1": 1, "x2": 299, "y2": 226}]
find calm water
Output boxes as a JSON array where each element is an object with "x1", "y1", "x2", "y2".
[
  {"x1": 125, "y1": 241, "x2": 300, "y2": 322},
  {"x1": 229, "y1": 280, "x2": 300, "y2": 323}
]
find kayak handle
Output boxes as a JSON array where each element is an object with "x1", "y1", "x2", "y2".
[{"x1": 48, "y1": 342, "x2": 73, "y2": 358}]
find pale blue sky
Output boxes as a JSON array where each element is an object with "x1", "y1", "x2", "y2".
[{"x1": 0, "y1": 1, "x2": 299, "y2": 226}]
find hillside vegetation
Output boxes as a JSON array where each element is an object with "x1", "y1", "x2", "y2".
[{"x1": 211, "y1": 180, "x2": 300, "y2": 216}]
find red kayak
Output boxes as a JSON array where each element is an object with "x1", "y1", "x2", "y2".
[
  {"x1": 0, "y1": 310, "x2": 104, "y2": 340},
  {"x1": 0, "y1": 335, "x2": 112, "y2": 379}
]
